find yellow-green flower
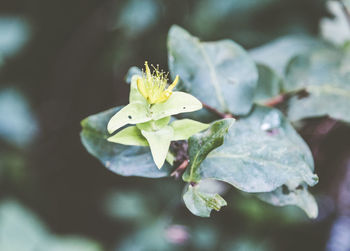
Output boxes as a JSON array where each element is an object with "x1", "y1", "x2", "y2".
[{"x1": 137, "y1": 61, "x2": 179, "y2": 104}]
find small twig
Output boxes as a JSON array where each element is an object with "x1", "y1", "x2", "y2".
[
  {"x1": 337, "y1": 0, "x2": 350, "y2": 29},
  {"x1": 264, "y1": 89, "x2": 309, "y2": 107},
  {"x1": 202, "y1": 102, "x2": 234, "y2": 119},
  {"x1": 171, "y1": 160, "x2": 189, "y2": 179},
  {"x1": 264, "y1": 94, "x2": 288, "y2": 107}
]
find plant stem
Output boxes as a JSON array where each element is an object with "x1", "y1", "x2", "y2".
[
  {"x1": 202, "y1": 102, "x2": 235, "y2": 119},
  {"x1": 264, "y1": 94, "x2": 287, "y2": 107},
  {"x1": 171, "y1": 159, "x2": 189, "y2": 179}
]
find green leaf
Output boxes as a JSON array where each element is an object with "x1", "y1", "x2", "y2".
[
  {"x1": 320, "y1": 1, "x2": 350, "y2": 45},
  {"x1": 150, "y1": 91, "x2": 202, "y2": 120},
  {"x1": 284, "y1": 46, "x2": 350, "y2": 123},
  {"x1": 141, "y1": 125, "x2": 174, "y2": 169},
  {"x1": 107, "y1": 103, "x2": 151, "y2": 133},
  {"x1": 250, "y1": 35, "x2": 327, "y2": 76},
  {"x1": 81, "y1": 106, "x2": 173, "y2": 178},
  {"x1": 184, "y1": 106, "x2": 319, "y2": 218},
  {"x1": 136, "y1": 116, "x2": 170, "y2": 132},
  {"x1": 183, "y1": 184, "x2": 227, "y2": 217},
  {"x1": 0, "y1": 200, "x2": 102, "y2": 251},
  {"x1": 253, "y1": 64, "x2": 283, "y2": 104},
  {"x1": 189, "y1": 106, "x2": 318, "y2": 193},
  {"x1": 256, "y1": 183, "x2": 318, "y2": 219},
  {"x1": 183, "y1": 118, "x2": 235, "y2": 182},
  {"x1": 168, "y1": 25, "x2": 258, "y2": 115},
  {"x1": 107, "y1": 126, "x2": 148, "y2": 146},
  {"x1": 117, "y1": 218, "x2": 174, "y2": 251},
  {"x1": 170, "y1": 119, "x2": 209, "y2": 141}
]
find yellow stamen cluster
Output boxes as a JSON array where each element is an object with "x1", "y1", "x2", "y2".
[{"x1": 137, "y1": 61, "x2": 179, "y2": 104}]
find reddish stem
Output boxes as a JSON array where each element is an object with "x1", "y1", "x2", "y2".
[
  {"x1": 171, "y1": 160, "x2": 189, "y2": 179},
  {"x1": 202, "y1": 102, "x2": 234, "y2": 119},
  {"x1": 264, "y1": 94, "x2": 287, "y2": 107}
]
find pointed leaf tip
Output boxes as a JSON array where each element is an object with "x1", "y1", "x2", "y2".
[{"x1": 141, "y1": 126, "x2": 174, "y2": 169}]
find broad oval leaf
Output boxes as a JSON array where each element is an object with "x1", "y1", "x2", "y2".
[
  {"x1": 183, "y1": 184, "x2": 227, "y2": 217},
  {"x1": 253, "y1": 64, "x2": 283, "y2": 105},
  {"x1": 250, "y1": 35, "x2": 327, "y2": 77},
  {"x1": 284, "y1": 46, "x2": 350, "y2": 123},
  {"x1": 168, "y1": 25, "x2": 258, "y2": 115},
  {"x1": 81, "y1": 106, "x2": 173, "y2": 178},
  {"x1": 186, "y1": 106, "x2": 318, "y2": 193}
]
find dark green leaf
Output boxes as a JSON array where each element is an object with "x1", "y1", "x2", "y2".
[
  {"x1": 190, "y1": 106, "x2": 318, "y2": 192},
  {"x1": 0, "y1": 200, "x2": 101, "y2": 251},
  {"x1": 256, "y1": 183, "x2": 318, "y2": 219},
  {"x1": 80, "y1": 106, "x2": 173, "y2": 178},
  {"x1": 168, "y1": 25, "x2": 258, "y2": 115},
  {"x1": 250, "y1": 35, "x2": 327, "y2": 76},
  {"x1": 253, "y1": 64, "x2": 283, "y2": 104},
  {"x1": 284, "y1": 46, "x2": 350, "y2": 123},
  {"x1": 183, "y1": 118, "x2": 235, "y2": 182},
  {"x1": 184, "y1": 106, "x2": 319, "y2": 217}
]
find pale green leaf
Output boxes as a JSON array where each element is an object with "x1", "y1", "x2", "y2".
[
  {"x1": 257, "y1": 183, "x2": 318, "y2": 219},
  {"x1": 165, "y1": 151, "x2": 175, "y2": 165},
  {"x1": 107, "y1": 126, "x2": 148, "y2": 146},
  {"x1": 81, "y1": 106, "x2": 173, "y2": 178},
  {"x1": 183, "y1": 184, "x2": 227, "y2": 217},
  {"x1": 107, "y1": 102, "x2": 151, "y2": 133},
  {"x1": 141, "y1": 126, "x2": 174, "y2": 169},
  {"x1": 183, "y1": 118, "x2": 235, "y2": 182},
  {"x1": 136, "y1": 116, "x2": 170, "y2": 132},
  {"x1": 168, "y1": 25, "x2": 258, "y2": 115},
  {"x1": 284, "y1": 46, "x2": 350, "y2": 123},
  {"x1": 170, "y1": 119, "x2": 209, "y2": 141},
  {"x1": 150, "y1": 91, "x2": 202, "y2": 120}
]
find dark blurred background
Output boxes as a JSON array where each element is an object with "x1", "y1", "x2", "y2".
[{"x1": 1, "y1": 0, "x2": 350, "y2": 250}]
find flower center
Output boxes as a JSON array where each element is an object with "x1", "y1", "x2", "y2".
[{"x1": 137, "y1": 61, "x2": 179, "y2": 104}]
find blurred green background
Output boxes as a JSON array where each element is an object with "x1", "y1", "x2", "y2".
[{"x1": 1, "y1": 0, "x2": 350, "y2": 250}]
